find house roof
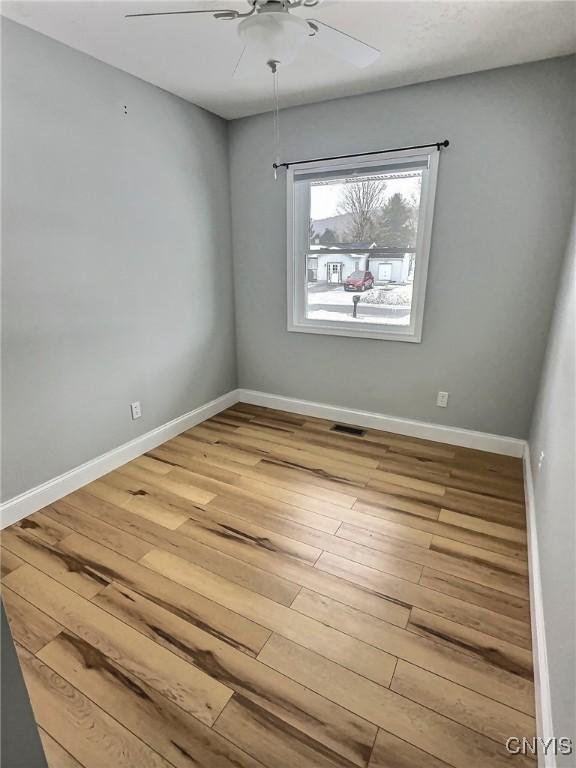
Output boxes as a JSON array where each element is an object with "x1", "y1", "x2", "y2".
[
  {"x1": 330, "y1": 242, "x2": 379, "y2": 249},
  {"x1": 310, "y1": 242, "x2": 412, "y2": 257}
]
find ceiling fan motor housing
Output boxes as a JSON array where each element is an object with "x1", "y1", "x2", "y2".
[
  {"x1": 253, "y1": 0, "x2": 290, "y2": 8},
  {"x1": 239, "y1": 2, "x2": 310, "y2": 65}
]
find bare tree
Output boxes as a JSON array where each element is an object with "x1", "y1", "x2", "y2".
[{"x1": 338, "y1": 179, "x2": 386, "y2": 241}]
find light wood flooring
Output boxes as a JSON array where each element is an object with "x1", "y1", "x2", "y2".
[{"x1": 1, "y1": 403, "x2": 535, "y2": 768}]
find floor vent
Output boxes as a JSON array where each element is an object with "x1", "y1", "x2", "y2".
[{"x1": 331, "y1": 423, "x2": 366, "y2": 437}]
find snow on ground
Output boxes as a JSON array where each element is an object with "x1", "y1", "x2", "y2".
[
  {"x1": 307, "y1": 284, "x2": 412, "y2": 308},
  {"x1": 306, "y1": 309, "x2": 410, "y2": 325},
  {"x1": 305, "y1": 284, "x2": 412, "y2": 325},
  {"x1": 361, "y1": 285, "x2": 413, "y2": 306},
  {"x1": 307, "y1": 288, "x2": 364, "y2": 307}
]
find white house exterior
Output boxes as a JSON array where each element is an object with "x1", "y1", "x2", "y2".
[
  {"x1": 308, "y1": 252, "x2": 363, "y2": 284},
  {"x1": 368, "y1": 254, "x2": 411, "y2": 284},
  {"x1": 307, "y1": 242, "x2": 412, "y2": 285}
]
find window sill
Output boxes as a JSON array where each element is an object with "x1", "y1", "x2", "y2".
[{"x1": 287, "y1": 320, "x2": 422, "y2": 343}]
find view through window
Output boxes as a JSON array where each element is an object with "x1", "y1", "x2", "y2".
[
  {"x1": 308, "y1": 170, "x2": 421, "y2": 326},
  {"x1": 288, "y1": 149, "x2": 439, "y2": 341}
]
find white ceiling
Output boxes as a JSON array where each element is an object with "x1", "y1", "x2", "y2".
[{"x1": 3, "y1": 0, "x2": 575, "y2": 119}]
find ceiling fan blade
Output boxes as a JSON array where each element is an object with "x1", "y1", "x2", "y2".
[
  {"x1": 125, "y1": 8, "x2": 239, "y2": 18},
  {"x1": 307, "y1": 19, "x2": 380, "y2": 68}
]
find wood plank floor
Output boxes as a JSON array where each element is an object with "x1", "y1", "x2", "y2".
[{"x1": 1, "y1": 404, "x2": 536, "y2": 768}]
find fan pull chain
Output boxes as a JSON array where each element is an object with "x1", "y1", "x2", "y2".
[{"x1": 269, "y1": 60, "x2": 281, "y2": 180}]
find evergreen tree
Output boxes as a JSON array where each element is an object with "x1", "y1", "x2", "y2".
[
  {"x1": 319, "y1": 227, "x2": 340, "y2": 244},
  {"x1": 309, "y1": 218, "x2": 317, "y2": 244},
  {"x1": 376, "y1": 193, "x2": 417, "y2": 247}
]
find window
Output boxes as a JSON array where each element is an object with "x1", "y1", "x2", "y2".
[{"x1": 287, "y1": 147, "x2": 439, "y2": 342}]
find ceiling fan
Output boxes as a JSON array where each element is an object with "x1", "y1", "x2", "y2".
[{"x1": 126, "y1": 0, "x2": 381, "y2": 77}]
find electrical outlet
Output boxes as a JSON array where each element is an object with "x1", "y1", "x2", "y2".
[
  {"x1": 130, "y1": 401, "x2": 142, "y2": 420},
  {"x1": 436, "y1": 391, "x2": 449, "y2": 408},
  {"x1": 538, "y1": 451, "x2": 545, "y2": 470}
]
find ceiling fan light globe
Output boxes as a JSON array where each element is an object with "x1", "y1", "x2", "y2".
[{"x1": 238, "y1": 12, "x2": 309, "y2": 65}]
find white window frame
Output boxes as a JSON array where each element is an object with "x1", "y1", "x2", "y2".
[{"x1": 287, "y1": 147, "x2": 440, "y2": 343}]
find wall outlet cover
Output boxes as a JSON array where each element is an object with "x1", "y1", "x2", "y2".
[
  {"x1": 130, "y1": 401, "x2": 142, "y2": 420},
  {"x1": 436, "y1": 391, "x2": 449, "y2": 408}
]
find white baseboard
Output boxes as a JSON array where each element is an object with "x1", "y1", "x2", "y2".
[
  {"x1": 523, "y1": 446, "x2": 555, "y2": 768},
  {"x1": 0, "y1": 390, "x2": 239, "y2": 530},
  {"x1": 1, "y1": 387, "x2": 526, "y2": 530},
  {"x1": 237, "y1": 389, "x2": 526, "y2": 457}
]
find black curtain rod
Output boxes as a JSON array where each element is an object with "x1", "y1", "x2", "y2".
[{"x1": 272, "y1": 140, "x2": 449, "y2": 170}]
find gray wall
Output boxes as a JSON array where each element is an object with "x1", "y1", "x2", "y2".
[
  {"x1": 529, "y1": 205, "x2": 575, "y2": 762},
  {"x1": 229, "y1": 56, "x2": 576, "y2": 438},
  {"x1": 1, "y1": 20, "x2": 236, "y2": 501},
  {"x1": 1, "y1": 604, "x2": 48, "y2": 768}
]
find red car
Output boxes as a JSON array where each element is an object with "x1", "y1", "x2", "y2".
[{"x1": 344, "y1": 270, "x2": 375, "y2": 291}]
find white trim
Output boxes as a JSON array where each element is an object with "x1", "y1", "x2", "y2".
[
  {"x1": 523, "y1": 445, "x2": 555, "y2": 768},
  {"x1": 286, "y1": 147, "x2": 440, "y2": 343},
  {"x1": 1, "y1": 387, "x2": 528, "y2": 534},
  {"x1": 0, "y1": 390, "x2": 239, "y2": 530},
  {"x1": 237, "y1": 389, "x2": 526, "y2": 457},
  {"x1": 285, "y1": 318, "x2": 423, "y2": 343}
]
